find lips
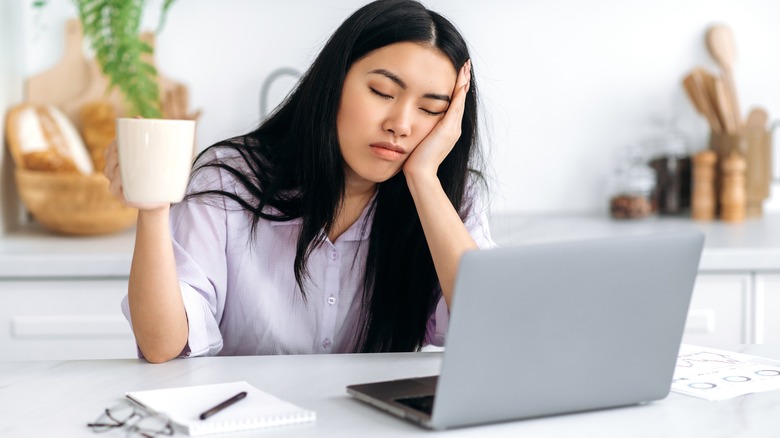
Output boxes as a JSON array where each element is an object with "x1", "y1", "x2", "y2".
[
  {"x1": 370, "y1": 142, "x2": 406, "y2": 154},
  {"x1": 369, "y1": 142, "x2": 407, "y2": 162}
]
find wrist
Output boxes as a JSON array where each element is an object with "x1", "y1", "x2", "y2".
[
  {"x1": 137, "y1": 205, "x2": 170, "y2": 223},
  {"x1": 405, "y1": 170, "x2": 441, "y2": 194}
]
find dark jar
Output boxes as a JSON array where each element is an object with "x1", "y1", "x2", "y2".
[{"x1": 649, "y1": 155, "x2": 692, "y2": 215}]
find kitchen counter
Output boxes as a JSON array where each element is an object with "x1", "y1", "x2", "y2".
[
  {"x1": 2, "y1": 213, "x2": 780, "y2": 279},
  {"x1": 0, "y1": 223, "x2": 135, "y2": 278},
  {"x1": 491, "y1": 213, "x2": 780, "y2": 272}
]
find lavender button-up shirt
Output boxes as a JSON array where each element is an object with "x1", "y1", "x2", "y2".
[{"x1": 121, "y1": 147, "x2": 495, "y2": 357}]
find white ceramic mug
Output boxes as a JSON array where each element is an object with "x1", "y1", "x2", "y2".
[{"x1": 116, "y1": 118, "x2": 196, "y2": 204}]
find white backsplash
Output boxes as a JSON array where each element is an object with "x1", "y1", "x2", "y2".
[{"x1": 5, "y1": 0, "x2": 780, "y2": 219}]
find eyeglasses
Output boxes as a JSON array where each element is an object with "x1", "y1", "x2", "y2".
[{"x1": 88, "y1": 400, "x2": 174, "y2": 438}]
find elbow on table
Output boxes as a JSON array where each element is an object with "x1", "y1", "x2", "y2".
[
  {"x1": 142, "y1": 349, "x2": 180, "y2": 364},
  {"x1": 136, "y1": 335, "x2": 188, "y2": 364}
]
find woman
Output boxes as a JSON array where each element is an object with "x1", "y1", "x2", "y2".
[{"x1": 106, "y1": 0, "x2": 495, "y2": 363}]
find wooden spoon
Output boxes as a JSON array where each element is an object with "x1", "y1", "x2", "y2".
[
  {"x1": 714, "y1": 76, "x2": 737, "y2": 134},
  {"x1": 706, "y1": 25, "x2": 742, "y2": 130},
  {"x1": 682, "y1": 68, "x2": 722, "y2": 134},
  {"x1": 698, "y1": 69, "x2": 723, "y2": 130}
]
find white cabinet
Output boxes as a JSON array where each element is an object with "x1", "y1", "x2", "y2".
[
  {"x1": 682, "y1": 272, "x2": 780, "y2": 347},
  {"x1": 756, "y1": 274, "x2": 780, "y2": 343},
  {"x1": 0, "y1": 279, "x2": 136, "y2": 361},
  {"x1": 682, "y1": 274, "x2": 751, "y2": 347}
]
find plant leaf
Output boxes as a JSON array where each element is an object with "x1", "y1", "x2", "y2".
[
  {"x1": 157, "y1": 0, "x2": 176, "y2": 33},
  {"x1": 75, "y1": 0, "x2": 163, "y2": 118}
]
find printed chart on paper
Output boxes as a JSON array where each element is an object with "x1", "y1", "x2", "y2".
[{"x1": 671, "y1": 344, "x2": 780, "y2": 401}]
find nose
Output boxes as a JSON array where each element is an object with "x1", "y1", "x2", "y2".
[{"x1": 382, "y1": 104, "x2": 412, "y2": 138}]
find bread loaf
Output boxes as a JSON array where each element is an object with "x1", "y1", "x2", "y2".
[
  {"x1": 80, "y1": 100, "x2": 117, "y2": 173},
  {"x1": 5, "y1": 103, "x2": 94, "y2": 174}
]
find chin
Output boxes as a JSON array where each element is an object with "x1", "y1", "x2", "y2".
[
  {"x1": 351, "y1": 164, "x2": 404, "y2": 185},
  {"x1": 372, "y1": 168, "x2": 405, "y2": 184}
]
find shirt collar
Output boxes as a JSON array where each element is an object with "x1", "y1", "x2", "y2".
[{"x1": 269, "y1": 194, "x2": 376, "y2": 243}]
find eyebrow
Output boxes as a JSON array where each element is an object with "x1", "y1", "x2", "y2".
[{"x1": 368, "y1": 69, "x2": 451, "y2": 103}]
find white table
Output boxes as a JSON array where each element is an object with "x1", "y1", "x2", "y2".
[{"x1": 2, "y1": 346, "x2": 780, "y2": 437}]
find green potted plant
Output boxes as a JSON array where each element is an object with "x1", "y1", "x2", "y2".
[{"x1": 33, "y1": 0, "x2": 177, "y2": 118}]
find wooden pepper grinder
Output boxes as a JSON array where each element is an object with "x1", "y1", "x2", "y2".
[
  {"x1": 719, "y1": 151, "x2": 747, "y2": 222},
  {"x1": 692, "y1": 149, "x2": 717, "y2": 220}
]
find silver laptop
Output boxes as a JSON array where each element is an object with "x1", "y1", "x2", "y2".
[{"x1": 347, "y1": 231, "x2": 705, "y2": 430}]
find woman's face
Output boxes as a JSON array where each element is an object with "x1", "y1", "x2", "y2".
[{"x1": 337, "y1": 42, "x2": 457, "y2": 187}]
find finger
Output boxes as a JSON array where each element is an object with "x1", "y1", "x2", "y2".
[
  {"x1": 103, "y1": 153, "x2": 114, "y2": 179},
  {"x1": 108, "y1": 171, "x2": 124, "y2": 200},
  {"x1": 461, "y1": 60, "x2": 471, "y2": 96},
  {"x1": 103, "y1": 142, "x2": 117, "y2": 177},
  {"x1": 105, "y1": 141, "x2": 116, "y2": 162},
  {"x1": 103, "y1": 159, "x2": 113, "y2": 181},
  {"x1": 453, "y1": 59, "x2": 471, "y2": 93},
  {"x1": 440, "y1": 61, "x2": 471, "y2": 129},
  {"x1": 450, "y1": 60, "x2": 471, "y2": 110},
  {"x1": 465, "y1": 59, "x2": 472, "y2": 92}
]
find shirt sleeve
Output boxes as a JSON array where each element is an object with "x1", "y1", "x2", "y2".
[
  {"x1": 120, "y1": 281, "x2": 224, "y2": 358},
  {"x1": 120, "y1": 148, "x2": 232, "y2": 358},
  {"x1": 172, "y1": 150, "x2": 238, "y2": 357},
  {"x1": 423, "y1": 182, "x2": 496, "y2": 347}
]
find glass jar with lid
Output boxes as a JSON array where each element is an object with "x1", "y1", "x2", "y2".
[
  {"x1": 644, "y1": 120, "x2": 691, "y2": 215},
  {"x1": 609, "y1": 147, "x2": 656, "y2": 220}
]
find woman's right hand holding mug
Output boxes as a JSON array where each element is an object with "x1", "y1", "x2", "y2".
[{"x1": 103, "y1": 140, "x2": 171, "y2": 212}]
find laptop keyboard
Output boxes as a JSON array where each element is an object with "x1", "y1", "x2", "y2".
[{"x1": 394, "y1": 395, "x2": 435, "y2": 415}]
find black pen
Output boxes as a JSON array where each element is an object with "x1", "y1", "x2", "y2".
[{"x1": 199, "y1": 391, "x2": 248, "y2": 420}]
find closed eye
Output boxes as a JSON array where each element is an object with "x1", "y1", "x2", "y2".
[
  {"x1": 370, "y1": 88, "x2": 392, "y2": 100},
  {"x1": 421, "y1": 108, "x2": 445, "y2": 116},
  {"x1": 371, "y1": 87, "x2": 444, "y2": 116}
]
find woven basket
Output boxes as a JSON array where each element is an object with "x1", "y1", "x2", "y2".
[{"x1": 15, "y1": 169, "x2": 137, "y2": 235}]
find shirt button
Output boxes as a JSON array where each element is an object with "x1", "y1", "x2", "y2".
[
  {"x1": 330, "y1": 251, "x2": 338, "y2": 260},
  {"x1": 327, "y1": 296, "x2": 336, "y2": 305},
  {"x1": 323, "y1": 338, "x2": 332, "y2": 349}
]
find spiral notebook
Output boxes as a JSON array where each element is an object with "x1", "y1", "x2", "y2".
[{"x1": 125, "y1": 381, "x2": 315, "y2": 436}]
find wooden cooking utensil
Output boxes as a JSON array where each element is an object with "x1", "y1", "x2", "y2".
[
  {"x1": 745, "y1": 107, "x2": 771, "y2": 212},
  {"x1": 698, "y1": 69, "x2": 725, "y2": 131},
  {"x1": 683, "y1": 69, "x2": 722, "y2": 134},
  {"x1": 746, "y1": 107, "x2": 768, "y2": 130},
  {"x1": 706, "y1": 25, "x2": 742, "y2": 130},
  {"x1": 713, "y1": 76, "x2": 737, "y2": 134},
  {"x1": 26, "y1": 19, "x2": 91, "y2": 121}
]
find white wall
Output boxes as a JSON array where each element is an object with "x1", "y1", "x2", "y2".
[{"x1": 18, "y1": 0, "x2": 780, "y2": 214}]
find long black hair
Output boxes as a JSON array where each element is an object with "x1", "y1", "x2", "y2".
[{"x1": 188, "y1": 0, "x2": 484, "y2": 352}]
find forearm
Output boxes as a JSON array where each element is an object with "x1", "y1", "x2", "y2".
[
  {"x1": 128, "y1": 207, "x2": 189, "y2": 363},
  {"x1": 406, "y1": 172, "x2": 477, "y2": 308}
]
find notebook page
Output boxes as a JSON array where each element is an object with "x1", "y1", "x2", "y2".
[{"x1": 126, "y1": 381, "x2": 315, "y2": 436}]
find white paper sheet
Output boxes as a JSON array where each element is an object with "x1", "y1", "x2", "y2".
[{"x1": 671, "y1": 344, "x2": 780, "y2": 401}]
